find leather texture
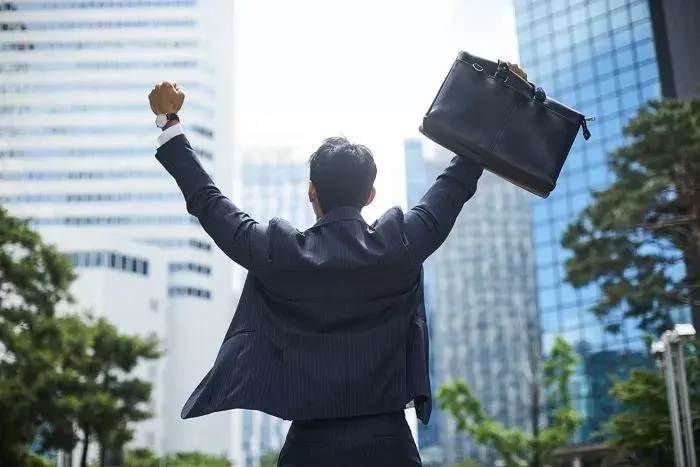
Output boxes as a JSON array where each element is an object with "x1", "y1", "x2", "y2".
[{"x1": 420, "y1": 50, "x2": 591, "y2": 198}]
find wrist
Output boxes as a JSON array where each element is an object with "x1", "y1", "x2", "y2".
[
  {"x1": 155, "y1": 112, "x2": 180, "y2": 130},
  {"x1": 162, "y1": 119, "x2": 180, "y2": 131}
]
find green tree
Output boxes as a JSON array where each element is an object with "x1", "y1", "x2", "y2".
[
  {"x1": 562, "y1": 94, "x2": 700, "y2": 335},
  {"x1": 0, "y1": 206, "x2": 79, "y2": 464},
  {"x1": 602, "y1": 340, "x2": 700, "y2": 466},
  {"x1": 25, "y1": 454, "x2": 54, "y2": 467},
  {"x1": 0, "y1": 206, "x2": 161, "y2": 466},
  {"x1": 162, "y1": 451, "x2": 232, "y2": 467},
  {"x1": 120, "y1": 450, "x2": 233, "y2": 467},
  {"x1": 438, "y1": 337, "x2": 582, "y2": 467},
  {"x1": 450, "y1": 460, "x2": 482, "y2": 467},
  {"x1": 63, "y1": 314, "x2": 161, "y2": 467},
  {"x1": 123, "y1": 448, "x2": 160, "y2": 467},
  {"x1": 259, "y1": 450, "x2": 280, "y2": 467}
]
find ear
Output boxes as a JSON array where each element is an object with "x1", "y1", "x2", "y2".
[
  {"x1": 308, "y1": 182, "x2": 317, "y2": 203},
  {"x1": 364, "y1": 187, "x2": 376, "y2": 207}
]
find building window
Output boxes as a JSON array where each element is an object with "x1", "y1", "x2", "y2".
[
  {"x1": 168, "y1": 286, "x2": 212, "y2": 300},
  {"x1": 29, "y1": 215, "x2": 199, "y2": 226},
  {"x1": 140, "y1": 238, "x2": 213, "y2": 252},
  {"x1": 0, "y1": 170, "x2": 166, "y2": 181},
  {"x1": 168, "y1": 262, "x2": 212, "y2": 275},
  {"x1": 66, "y1": 251, "x2": 150, "y2": 276}
]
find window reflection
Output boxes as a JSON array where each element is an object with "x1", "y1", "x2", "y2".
[{"x1": 516, "y1": 0, "x2": 663, "y2": 446}]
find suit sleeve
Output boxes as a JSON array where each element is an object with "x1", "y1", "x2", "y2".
[
  {"x1": 155, "y1": 134, "x2": 270, "y2": 271},
  {"x1": 404, "y1": 154, "x2": 483, "y2": 263}
]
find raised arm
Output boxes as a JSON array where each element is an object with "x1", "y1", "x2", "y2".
[
  {"x1": 404, "y1": 153, "x2": 483, "y2": 263},
  {"x1": 149, "y1": 82, "x2": 270, "y2": 271}
]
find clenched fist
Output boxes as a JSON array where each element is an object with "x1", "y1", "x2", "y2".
[{"x1": 148, "y1": 81, "x2": 185, "y2": 115}]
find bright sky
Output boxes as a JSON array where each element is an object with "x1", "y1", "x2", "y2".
[{"x1": 234, "y1": 0, "x2": 520, "y2": 222}]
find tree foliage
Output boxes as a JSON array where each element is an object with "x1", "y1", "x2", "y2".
[
  {"x1": 63, "y1": 314, "x2": 161, "y2": 467},
  {"x1": 0, "y1": 206, "x2": 77, "y2": 464},
  {"x1": 602, "y1": 340, "x2": 700, "y2": 466},
  {"x1": 0, "y1": 207, "x2": 161, "y2": 466},
  {"x1": 120, "y1": 449, "x2": 233, "y2": 467},
  {"x1": 449, "y1": 460, "x2": 482, "y2": 467},
  {"x1": 438, "y1": 337, "x2": 582, "y2": 467},
  {"x1": 161, "y1": 451, "x2": 232, "y2": 467},
  {"x1": 259, "y1": 451, "x2": 280, "y2": 467},
  {"x1": 122, "y1": 448, "x2": 160, "y2": 467},
  {"x1": 562, "y1": 94, "x2": 700, "y2": 335}
]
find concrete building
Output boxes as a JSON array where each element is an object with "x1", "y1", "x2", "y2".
[
  {"x1": 41, "y1": 233, "x2": 169, "y2": 464},
  {"x1": 514, "y1": 0, "x2": 699, "y2": 442},
  {"x1": 404, "y1": 140, "x2": 539, "y2": 465},
  {"x1": 0, "y1": 0, "x2": 236, "y2": 457}
]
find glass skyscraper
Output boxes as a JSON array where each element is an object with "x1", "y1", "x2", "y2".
[
  {"x1": 405, "y1": 140, "x2": 538, "y2": 465},
  {"x1": 514, "y1": 0, "x2": 697, "y2": 441}
]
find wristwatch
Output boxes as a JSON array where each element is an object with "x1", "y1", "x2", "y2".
[{"x1": 155, "y1": 113, "x2": 179, "y2": 129}]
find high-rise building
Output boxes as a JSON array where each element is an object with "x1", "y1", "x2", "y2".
[
  {"x1": 229, "y1": 146, "x2": 311, "y2": 466},
  {"x1": 0, "y1": 0, "x2": 236, "y2": 456},
  {"x1": 514, "y1": 0, "x2": 699, "y2": 441},
  {"x1": 41, "y1": 232, "x2": 169, "y2": 463},
  {"x1": 404, "y1": 140, "x2": 539, "y2": 465}
]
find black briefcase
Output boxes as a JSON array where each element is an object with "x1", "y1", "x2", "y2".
[{"x1": 420, "y1": 51, "x2": 592, "y2": 198}]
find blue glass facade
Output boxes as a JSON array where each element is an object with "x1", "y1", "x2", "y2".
[
  {"x1": 405, "y1": 141, "x2": 538, "y2": 464},
  {"x1": 514, "y1": 0, "x2": 666, "y2": 441}
]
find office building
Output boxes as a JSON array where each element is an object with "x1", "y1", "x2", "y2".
[
  {"x1": 0, "y1": 0, "x2": 236, "y2": 457},
  {"x1": 41, "y1": 232, "x2": 169, "y2": 464},
  {"x1": 404, "y1": 140, "x2": 539, "y2": 465},
  {"x1": 514, "y1": 0, "x2": 699, "y2": 441}
]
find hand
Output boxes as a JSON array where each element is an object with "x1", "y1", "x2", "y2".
[
  {"x1": 148, "y1": 81, "x2": 185, "y2": 115},
  {"x1": 508, "y1": 63, "x2": 528, "y2": 81}
]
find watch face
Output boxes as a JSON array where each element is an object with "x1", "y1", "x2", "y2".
[{"x1": 155, "y1": 114, "x2": 168, "y2": 128}]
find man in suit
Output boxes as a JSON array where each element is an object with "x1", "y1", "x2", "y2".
[{"x1": 148, "y1": 68, "x2": 521, "y2": 465}]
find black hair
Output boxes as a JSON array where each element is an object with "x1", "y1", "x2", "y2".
[{"x1": 308, "y1": 136, "x2": 377, "y2": 213}]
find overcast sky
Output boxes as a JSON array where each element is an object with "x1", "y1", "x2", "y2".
[{"x1": 233, "y1": 0, "x2": 520, "y2": 221}]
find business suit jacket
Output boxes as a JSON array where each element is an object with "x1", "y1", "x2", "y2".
[{"x1": 156, "y1": 134, "x2": 483, "y2": 425}]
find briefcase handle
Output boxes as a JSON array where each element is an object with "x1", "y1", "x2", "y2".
[
  {"x1": 493, "y1": 60, "x2": 547, "y2": 103},
  {"x1": 492, "y1": 59, "x2": 593, "y2": 140}
]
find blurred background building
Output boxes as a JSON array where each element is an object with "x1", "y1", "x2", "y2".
[
  {"x1": 46, "y1": 233, "x2": 169, "y2": 464},
  {"x1": 513, "y1": 0, "x2": 699, "y2": 442},
  {"x1": 0, "y1": 0, "x2": 236, "y2": 459},
  {"x1": 405, "y1": 140, "x2": 539, "y2": 465},
  {"x1": 2, "y1": 0, "x2": 699, "y2": 465},
  {"x1": 230, "y1": 146, "x2": 311, "y2": 466}
]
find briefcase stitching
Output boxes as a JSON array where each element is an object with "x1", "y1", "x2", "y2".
[{"x1": 487, "y1": 87, "x2": 519, "y2": 153}]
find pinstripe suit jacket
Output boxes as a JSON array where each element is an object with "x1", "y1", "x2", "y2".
[{"x1": 156, "y1": 134, "x2": 483, "y2": 424}]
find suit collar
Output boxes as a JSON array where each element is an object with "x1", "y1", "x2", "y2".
[{"x1": 312, "y1": 206, "x2": 366, "y2": 228}]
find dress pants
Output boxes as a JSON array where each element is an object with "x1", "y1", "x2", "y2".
[{"x1": 277, "y1": 411, "x2": 422, "y2": 467}]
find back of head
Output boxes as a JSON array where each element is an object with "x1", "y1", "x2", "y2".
[{"x1": 309, "y1": 136, "x2": 377, "y2": 214}]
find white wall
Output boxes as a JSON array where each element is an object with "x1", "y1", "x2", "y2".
[{"x1": 44, "y1": 233, "x2": 168, "y2": 462}]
